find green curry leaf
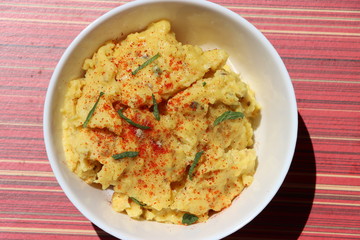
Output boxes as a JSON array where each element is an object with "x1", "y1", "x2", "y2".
[
  {"x1": 130, "y1": 197, "x2": 146, "y2": 207},
  {"x1": 188, "y1": 151, "x2": 204, "y2": 180},
  {"x1": 132, "y1": 53, "x2": 161, "y2": 75},
  {"x1": 83, "y1": 92, "x2": 104, "y2": 128},
  {"x1": 117, "y1": 109, "x2": 150, "y2": 130},
  {"x1": 112, "y1": 151, "x2": 139, "y2": 160},
  {"x1": 182, "y1": 213, "x2": 198, "y2": 225},
  {"x1": 152, "y1": 94, "x2": 160, "y2": 121},
  {"x1": 213, "y1": 111, "x2": 244, "y2": 126}
]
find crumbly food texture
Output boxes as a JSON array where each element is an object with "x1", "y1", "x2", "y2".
[{"x1": 62, "y1": 20, "x2": 260, "y2": 224}]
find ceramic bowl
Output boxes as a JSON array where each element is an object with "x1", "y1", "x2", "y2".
[{"x1": 44, "y1": 0, "x2": 298, "y2": 239}]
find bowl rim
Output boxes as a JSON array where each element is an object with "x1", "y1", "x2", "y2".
[{"x1": 43, "y1": 0, "x2": 298, "y2": 239}]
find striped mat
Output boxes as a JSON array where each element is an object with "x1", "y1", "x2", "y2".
[{"x1": 0, "y1": 0, "x2": 359, "y2": 239}]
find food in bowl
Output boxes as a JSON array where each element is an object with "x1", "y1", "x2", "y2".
[{"x1": 61, "y1": 20, "x2": 260, "y2": 225}]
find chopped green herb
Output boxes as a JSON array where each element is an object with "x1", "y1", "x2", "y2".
[
  {"x1": 213, "y1": 111, "x2": 244, "y2": 127},
  {"x1": 82, "y1": 92, "x2": 104, "y2": 128},
  {"x1": 117, "y1": 109, "x2": 150, "y2": 130},
  {"x1": 190, "y1": 101, "x2": 199, "y2": 111},
  {"x1": 182, "y1": 213, "x2": 198, "y2": 225},
  {"x1": 152, "y1": 94, "x2": 160, "y2": 121},
  {"x1": 188, "y1": 151, "x2": 204, "y2": 180},
  {"x1": 132, "y1": 53, "x2": 160, "y2": 75},
  {"x1": 112, "y1": 151, "x2": 139, "y2": 160},
  {"x1": 130, "y1": 197, "x2": 146, "y2": 207},
  {"x1": 202, "y1": 82, "x2": 206, "y2": 86}
]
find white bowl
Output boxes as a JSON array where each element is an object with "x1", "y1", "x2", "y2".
[{"x1": 43, "y1": 0, "x2": 298, "y2": 239}]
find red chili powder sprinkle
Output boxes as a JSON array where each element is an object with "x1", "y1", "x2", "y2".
[
  {"x1": 165, "y1": 82, "x2": 173, "y2": 89},
  {"x1": 103, "y1": 103, "x2": 111, "y2": 111},
  {"x1": 138, "y1": 179, "x2": 148, "y2": 188},
  {"x1": 172, "y1": 60, "x2": 182, "y2": 71}
]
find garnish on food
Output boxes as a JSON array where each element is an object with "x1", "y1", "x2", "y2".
[
  {"x1": 190, "y1": 101, "x2": 199, "y2": 111},
  {"x1": 213, "y1": 111, "x2": 244, "y2": 127},
  {"x1": 132, "y1": 53, "x2": 161, "y2": 75},
  {"x1": 130, "y1": 197, "x2": 146, "y2": 207},
  {"x1": 182, "y1": 213, "x2": 199, "y2": 225},
  {"x1": 152, "y1": 94, "x2": 160, "y2": 121},
  {"x1": 112, "y1": 151, "x2": 139, "y2": 160},
  {"x1": 117, "y1": 109, "x2": 150, "y2": 130},
  {"x1": 188, "y1": 151, "x2": 204, "y2": 180},
  {"x1": 83, "y1": 92, "x2": 104, "y2": 128}
]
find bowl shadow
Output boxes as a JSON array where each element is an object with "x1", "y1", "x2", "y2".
[
  {"x1": 224, "y1": 112, "x2": 316, "y2": 240},
  {"x1": 92, "y1": 112, "x2": 315, "y2": 240},
  {"x1": 92, "y1": 222, "x2": 117, "y2": 239}
]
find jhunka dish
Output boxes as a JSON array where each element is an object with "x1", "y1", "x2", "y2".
[{"x1": 62, "y1": 20, "x2": 260, "y2": 225}]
